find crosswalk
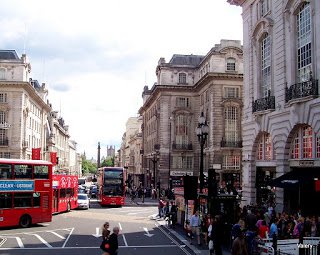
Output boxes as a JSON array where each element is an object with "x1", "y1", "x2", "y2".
[{"x1": 0, "y1": 228, "x2": 74, "y2": 249}]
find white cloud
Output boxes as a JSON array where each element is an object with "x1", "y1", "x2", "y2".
[{"x1": 0, "y1": 0, "x2": 243, "y2": 159}]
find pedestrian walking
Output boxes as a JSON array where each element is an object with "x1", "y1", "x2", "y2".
[
  {"x1": 231, "y1": 228, "x2": 248, "y2": 255},
  {"x1": 108, "y1": 226, "x2": 120, "y2": 255},
  {"x1": 100, "y1": 222, "x2": 111, "y2": 255},
  {"x1": 190, "y1": 210, "x2": 201, "y2": 246}
]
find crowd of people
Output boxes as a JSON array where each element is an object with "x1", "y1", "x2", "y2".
[{"x1": 183, "y1": 204, "x2": 320, "y2": 255}]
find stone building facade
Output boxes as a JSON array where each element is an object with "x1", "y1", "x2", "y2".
[
  {"x1": 0, "y1": 50, "x2": 81, "y2": 175},
  {"x1": 139, "y1": 40, "x2": 243, "y2": 193},
  {"x1": 228, "y1": 0, "x2": 320, "y2": 214}
]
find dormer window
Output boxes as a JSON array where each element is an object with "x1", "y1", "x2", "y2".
[
  {"x1": 178, "y1": 73, "x2": 187, "y2": 84},
  {"x1": 226, "y1": 58, "x2": 236, "y2": 71}
]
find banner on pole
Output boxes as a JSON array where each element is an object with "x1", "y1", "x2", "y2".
[{"x1": 32, "y1": 148, "x2": 41, "y2": 160}]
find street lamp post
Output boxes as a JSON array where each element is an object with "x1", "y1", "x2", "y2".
[
  {"x1": 151, "y1": 152, "x2": 158, "y2": 189},
  {"x1": 196, "y1": 112, "x2": 209, "y2": 194}
]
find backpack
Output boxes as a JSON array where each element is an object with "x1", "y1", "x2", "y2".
[{"x1": 100, "y1": 238, "x2": 111, "y2": 252}]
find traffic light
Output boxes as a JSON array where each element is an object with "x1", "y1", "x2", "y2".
[
  {"x1": 183, "y1": 175, "x2": 198, "y2": 200},
  {"x1": 208, "y1": 169, "x2": 217, "y2": 198}
]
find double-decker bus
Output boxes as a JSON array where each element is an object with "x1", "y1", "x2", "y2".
[
  {"x1": 52, "y1": 174, "x2": 78, "y2": 213},
  {"x1": 0, "y1": 158, "x2": 53, "y2": 228},
  {"x1": 97, "y1": 167, "x2": 126, "y2": 206}
]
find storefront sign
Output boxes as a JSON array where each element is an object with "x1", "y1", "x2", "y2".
[
  {"x1": 299, "y1": 160, "x2": 314, "y2": 167},
  {"x1": 0, "y1": 180, "x2": 34, "y2": 192},
  {"x1": 171, "y1": 171, "x2": 193, "y2": 176}
]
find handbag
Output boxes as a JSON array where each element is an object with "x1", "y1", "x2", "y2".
[
  {"x1": 208, "y1": 239, "x2": 214, "y2": 250},
  {"x1": 100, "y1": 238, "x2": 111, "y2": 252}
]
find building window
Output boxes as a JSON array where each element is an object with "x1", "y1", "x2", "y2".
[
  {"x1": 297, "y1": 2, "x2": 312, "y2": 82},
  {"x1": 225, "y1": 106, "x2": 238, "y2": 143},
  {"x1": 0, "y1": 111, "x2": 6, "y2": 123},
  {"x1": 261, "y1": 33, "x2": 271, "y2": 98},
  {"x1": 303, "y1": 126, "x2": 312, "y2": 159},
  {"x1": 261, "y1": 0, "x2": 269, "y2": 17},
  {"x1": 178, "y1": 73, "x2": 187, "y2": 84},
  {"x1": 176, "y1": 97, "x2": 189, "y2": 108},
  {"x1": 0, "y1": 152, "x2": 10, "y2": 158},
  {"x1": 290, "y1": 125, "x2": 317, "y2": 159},
  {"x1": 258, "y1": 133, "x2": 273, "y2": 160},
  {"x1": 226, "y1": 58, "x2": 236, "y2": 71},
  {"x1": 172, "y1": 156, "x2": 193, "y2": 169},
  {"x1": 0, "y1": 68, "x2": 5, "y2": 80},
  {"x1": 175, "y1": 115, "x2": 189, "y2": 145},
  {"x1": 223, "y1": 155, "x2": 241, "y2": 170},
  {"x1": 0, "y1": 93, "x2": 7, "y2": 103},
  {"x1": 224, "y1": 87, "x2": 240, "y2": 99}
]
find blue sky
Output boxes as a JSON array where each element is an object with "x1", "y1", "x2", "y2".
[{"x1": 0, "y1": 0, "x2": 243, "y2": 159}]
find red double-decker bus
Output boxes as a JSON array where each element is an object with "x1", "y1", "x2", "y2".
[
  {"x1": 0, "y1": 158, "x2": 53, "y2": 228},
  {"x1": 52, "y1": 174, "x2": 78, "y2": 213},
  {"x1": 98, "y1": 167, "x2": 126, "y2": 206}
]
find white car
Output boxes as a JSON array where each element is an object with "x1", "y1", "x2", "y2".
[{"x1": 77, "y1": 193, "x2": 90, "y2": 209}]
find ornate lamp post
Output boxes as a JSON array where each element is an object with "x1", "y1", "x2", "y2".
[
  {"x1": 195, "y1": 112, "x2": 209, "y2": 193},
  {"x1": 151, "y1": 152, "x2": 159, "y2": 189}
]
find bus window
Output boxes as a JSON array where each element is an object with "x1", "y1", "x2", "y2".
[
  {"x1": 60, "y1": 188, "x2": 66, "y2": 198},
  {"x1": 66, "y1": 188, "x2": 71, "y2": 198},
  {"x1": 34, "y1": 165, "x2": 49, "y2": 179},
  {"x1": 0, "y1": 193, "x2": 12, "y2": 208},
  {"x1": 14, "y1": 193, "x2": 32, "y2": 207},
  {"x1": 33, "y1": 192, "x2": 41, "y2": 207},
  {"x1": 0, "y1": 164, "x2": 12, "y2": 179},
  {"x1": 14, "y1": 164, "x2": 32, "y2": 179}
]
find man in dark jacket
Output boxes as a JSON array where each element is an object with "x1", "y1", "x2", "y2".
[{"x1": 109, "y1": 226, "x2": 120, "y2": 255}]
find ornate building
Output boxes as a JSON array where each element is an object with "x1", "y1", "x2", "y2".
[
  {"x1": 228, "y1": 0, "x2": 320, "y2": 214},
  {"x1": 0, "y1": 50, "x2": 81, "y2": 175},
  {"x1": 139, "y1": 40, "x2": 243, "y2": 193}
]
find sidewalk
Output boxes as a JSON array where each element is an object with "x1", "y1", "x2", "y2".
[{"x1": 157, "y1": 219, "x2": 232, "y2": 255}]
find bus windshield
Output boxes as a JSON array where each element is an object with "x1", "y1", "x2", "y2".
[{"x1": 103, "y1": 170, "x2": 123, "y2": 196}]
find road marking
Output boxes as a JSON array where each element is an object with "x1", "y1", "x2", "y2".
[
  {"x1": 46, "y1": 231, "x2": 66, "y2": 239},
  {"x1": 0, "y1": 244, "x2": 177, "y2": 250},
  {"x1": 62, "y1": 227, "x2": 74, "y2": 248},
  {"x1": 143, "y1": 227, "x2": 154, "y2": 237},
  {"x1": 27, "y1": 234, "x2": 52, "y2": 248},
  {"x1": 92, "y1": 227, "x2": 101, "y2": 238},
  {"x1": 118, "y1": 222, "x2": 122, "y2": 230},
  {"x1": 0, "y1": 228, "x2": 72, "y2": 236},
  {"x1": 16, "y1": 237, "x2": 24, "y2": 248},
  {"x1": 155, "y1": 222, "x2": 192, "y2": 255},
  {"x1": 0, "y1": 238, "x2": 6, "y2": 247}
]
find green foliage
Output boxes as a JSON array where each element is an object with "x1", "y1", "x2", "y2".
[
  {"x1": 100, "y1": 157, "x2": 114, "y2": 167},
  {"x1": 81, "y1": 154, "x2": 97, "y2": 175}
]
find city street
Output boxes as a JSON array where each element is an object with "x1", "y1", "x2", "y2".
[{"x1": 0, "y1": 199, "x2": 195, "y2": 255}]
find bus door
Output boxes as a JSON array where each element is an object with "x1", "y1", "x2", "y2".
[{"x1": 53, "y1": 189, "x2": 59, "y2": 213}]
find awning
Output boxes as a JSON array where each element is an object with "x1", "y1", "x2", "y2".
[{"x1": 268, "y1": 169, "x2": 320, "y2": 189}]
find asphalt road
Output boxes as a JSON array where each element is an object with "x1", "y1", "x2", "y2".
[{"x1": 0, "y1": 200, "x2": 193, "y2": 255}]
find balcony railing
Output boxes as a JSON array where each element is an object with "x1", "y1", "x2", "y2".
[
  {"x1": 0, "y1": 138, "x2": 9, "y2": 146},
  {"x1": 252, "y1": 94, "x2": 275, "y2": 113},
  {"x1": 220, "y1": 140, "x2": 242, "y2": 148},
  {"x1": 285, "y1": 79, "x2": 318, "y2": 102},
  {"x1": 172, "y1": 143, "x2": 193, "y2": 150}
]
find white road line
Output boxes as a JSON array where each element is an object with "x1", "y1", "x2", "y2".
[
  {"x1": 62, "y1": 227, "x2": 74, "y2": 248},
  {"x1": 0, "y1": 238, "x2": 6, "y2": 247},
  {"x1": 118, "y1": 222, "x2": 122, "y2": 230},
  {"x1": 16, "y1": 237, "x2": 24, "y2": 248},
  {"x1": 122, "y1": 234, "x2": 128, "y2": 247},
  {"x1": 0, "y1": 228, "x2": 72, "y2": 236},
  {"x1": 46, "y1": 231, "x2": 66, "y2": 239},
  {"x1": 127, "y1": 212, "x2": 140, "y2": 215},
  {"x1": 0, "y1": 244, "x2": 177, "y2": 250},
  {"x1": 27, "y1": 234, "x2": 52, "y2": 248}
]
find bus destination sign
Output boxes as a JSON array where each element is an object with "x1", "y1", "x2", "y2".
[{"x1": 0, "y1": 180, "x2": 35, "y2": 192}]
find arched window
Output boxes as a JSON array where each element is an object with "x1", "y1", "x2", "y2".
[
  {"x1": 257, "y1": 133, "x2": 272, "y2": 160},
  {"x1": 296, "y1": 2, "x2": 312, "y2": 82},
  {"x1": 226, "y1": 58, "x2": 236, "y2": 71},
  {"x1": 0, "y1": 68, "x2": 6, "y2": 80},
  {"x1": 178, "y1": 73, "x2": 187, "y2": 84},
  {"x1": 261, "y1": 33, "x2": 271, "y2": 98},
  {"x1": 291, "y1": 126, "x2": 318, "y2": 159}
]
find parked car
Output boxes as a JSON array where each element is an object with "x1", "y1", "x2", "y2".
[{"x1": 77, "y1": 194, "x2": 90, "y2": 209}]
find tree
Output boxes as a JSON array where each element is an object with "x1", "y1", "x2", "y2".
[
  {"x1": 100, "y1": 157, "x2": 114, "y2": 167},
  {"x1": 81, "y1": 154, "x2": 97, "y2": 175}
]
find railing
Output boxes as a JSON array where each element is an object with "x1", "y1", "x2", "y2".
[
  {"x1": 285, "y1": 79, "x2": 319, "y2": 102},
  {"x1": 220, "y1": 140, "x2": 242, "y2": 148},
  {"x1": 252, "y1": 95, "x2": 275, "y2": 113},
  {"x1": 172, "y1": 143, "x2": 193, "y2": 150}
]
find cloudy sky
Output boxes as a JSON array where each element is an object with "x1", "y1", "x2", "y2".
[{"x1": 0, "y1": 0, "x2": 243, "y2": 160}]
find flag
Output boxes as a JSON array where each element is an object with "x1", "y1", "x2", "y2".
[
  {"x1": 32, "y1": 148, "x2": 41, "y2": 160},
  {"x1": 50, "y1": 152, "x2": 57, "y2": 166}
]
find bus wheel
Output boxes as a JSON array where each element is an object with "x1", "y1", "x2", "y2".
[
  {"x1": 20, "y1": 215, "x2": 31, "y2": 228},
  {"x1": 67, "y1": 202, "x2": 71, "y2": 212}
]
